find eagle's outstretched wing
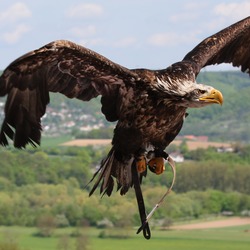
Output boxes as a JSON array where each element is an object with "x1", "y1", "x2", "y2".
[
  {"x1": 182, "y1": 16, "x2": 250, "y2": 76},
  {"x1": 0, "y1": 40, "x2": 138, "y2": 148}
]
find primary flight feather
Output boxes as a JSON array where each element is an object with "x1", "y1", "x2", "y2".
[{"x1": 0, "y1": 16, "x2": 249, "y2": 236}]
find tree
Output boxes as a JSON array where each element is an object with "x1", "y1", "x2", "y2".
[
  {"x1": 75, "y1": 233, "x2": 89, "y2": 250},
  {"x1": 36, "y1": 215, "x2": 56, "y2": 237},
  {"x1": 179, "y1": 140, "x2": 189, "y2": 156},
  {"x1": 57, "y1": 235, "x2": 71, "y2": 250},
  {"x1": 0, "y1": 230, "x2": 27, "y2": 250}
]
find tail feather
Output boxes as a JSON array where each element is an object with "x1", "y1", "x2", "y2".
[
  {"x1": 116, "y1": 157, "x2": 134, "y2": 195},
  {"x1": 100, "y1": 150, "x2": 115, "y2": 194},
  {"x1": 89, "y1": 147, "x2": 135, "y2": 196},
  {"x1": 101, "y1": 176, "x2": 114, "y2": 196},
  {"x1": 88, "y1": 150, "x2": 114, "y2": 196}
]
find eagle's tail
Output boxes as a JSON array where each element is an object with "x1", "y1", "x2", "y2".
[
  {"x1": 89, "y1": 147, "x2": 136, "y2": 196},
  {"x1": 88, "y1": 147, "x2": 151, "y2": 239}
]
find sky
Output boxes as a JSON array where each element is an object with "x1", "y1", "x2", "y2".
[{"x1": 0, "y1": 0, "x2": 250, "y2": 70}]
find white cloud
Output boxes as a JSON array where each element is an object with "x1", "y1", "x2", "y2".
[
  {"x1": 148, "y1": 32, "x2": 178, "y2": 46},
  {"x1": 213, "y1": 1, "x2": 250, "y2": 20},
  {"x1": 113, "y1": 37, "x2": 137, "y2": 48},
  {"x1": 79, "y1": 38, "x2": 105, "y2": 47},
  {"x1": 169, "y1": 2, "x2": 208, "y2": 23},
  {"x1": 67, "y1": 3, "x2": 103, "y2": 19},
  {"x1": 70, "y1": 25, "x2": 97, "y2": 37},
  {"x1": 148, "y1": 31, "x2": 199, "y2": 47},
  {"x1": 0, "y1": 2, "x2": 31, "y2": 24},
  {"x1": 2, "y1": 24, "x2": 31, "y2": 44},
  {"x1": 184, "y1": 2, "x2": 208, "y2": 11},
  {"x1": 169, "y1": 13, "x2": 197, "y2": 23}
]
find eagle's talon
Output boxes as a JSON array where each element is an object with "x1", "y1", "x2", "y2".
[
  {"x1": 136, "y1": 156, "x2": 147, "y2": 173},
  {"x1": 148, "y1": 157, "x2": 165, "y2": 175}
]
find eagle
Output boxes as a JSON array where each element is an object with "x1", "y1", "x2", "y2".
[{"x1": 0, "y1": 17, "x2": 249, "y2": 238}]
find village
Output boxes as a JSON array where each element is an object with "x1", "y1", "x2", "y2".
[
  {"x1": 41, "y1": 104, "x2": 107, "y2": 136},
  {"x1": 0, "y1": 99, "x2": 108, "y2": 138}
]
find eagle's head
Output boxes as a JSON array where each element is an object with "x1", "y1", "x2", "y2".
[
  {"x1": 156, "y1": 63, "x2": 224, "y2": 108},
  {"x1": 155, "y1": 61, "x2": 223, "y2": 108},
  {"x1": 182, "y1": 83, "x2": 224, "y2": 108},
  {"x1": 156, "y1": 76, "x2": 224, "y2": 108}
]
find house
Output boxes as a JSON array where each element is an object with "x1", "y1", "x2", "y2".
[{"x1": 169, "y1": 152, "x2": 184, "y2": 163}]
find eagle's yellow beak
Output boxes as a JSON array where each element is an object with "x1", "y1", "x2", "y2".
[{"x1": 199, "y1": 88, "x2": 223, "y2": 105}]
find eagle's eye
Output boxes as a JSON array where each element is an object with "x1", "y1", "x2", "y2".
[
  {"x1": 192, "y1": 89, "x2": 206, "y2": 97},
  {"x1": 199, "y1": 89, "x2": 206, "y2": 95}
]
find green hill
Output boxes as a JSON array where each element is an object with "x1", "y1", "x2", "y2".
[
  {"x1": 0, "y1": 70, "x2": 250, "y2": 142},
  {"x1": 184, "y1": 71, "x2": 250, "y2": 142}
]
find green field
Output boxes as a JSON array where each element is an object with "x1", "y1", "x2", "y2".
[
  {"x1": 0, "y1": 225, "x2": 249, "y2": 250},
  {"x1": 41, "y1": 136, "x2": 73, "y2": 148}
]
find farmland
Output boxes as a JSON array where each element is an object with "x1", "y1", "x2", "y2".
[
  {"x1": 60, "y1": 138, "x2": 231, "y2": 150},
  {"x1": 1, "y1": 69, "x2": 250, "y2": 250},
  {"x1": 0, "y1": 220, "x2": 249, "y2": 250}
]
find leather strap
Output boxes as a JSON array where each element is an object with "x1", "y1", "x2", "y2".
[{"x1": 132, "y1": 160, "x2": 151, "y2": 240}]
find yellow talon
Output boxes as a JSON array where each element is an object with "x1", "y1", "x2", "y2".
[
  {"x1": 148, "y1": 157, "x2": 165, "y2": 175},
  {"x1": 136, "y1": 156, "x2": 147, "y2": 173}
]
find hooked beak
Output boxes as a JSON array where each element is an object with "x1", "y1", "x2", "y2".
[{"x1": 199, "y1": 88, "x2": 223, "y2": 105}]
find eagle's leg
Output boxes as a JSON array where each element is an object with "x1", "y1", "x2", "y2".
[
  {"x1": 132, "y1": 159, "x2": 151, "y2": 239},
  {"x1": 136, "y1": 156, "x2": 147, "y2": 173},
  {"x1": 147, "y1": 150, "x2": 168, "y2": 175}
]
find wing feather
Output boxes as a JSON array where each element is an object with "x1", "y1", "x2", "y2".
[
  {"x1": 183, "y1": 16, "x2": 250, "y2": 76},
  {"x1": 0, "y1": 40, "x2": 138, "y2": 147}
]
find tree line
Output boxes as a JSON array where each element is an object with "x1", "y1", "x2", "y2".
[
  {"x1": 0, "y1": 182, "x2": 249, "y2": 228},
  {"x1": 0, "y1": 144, "x2": 250, "y2": 194},
  {"x1": 0, "y1": 144, "x2": 249, "y2": 228}
]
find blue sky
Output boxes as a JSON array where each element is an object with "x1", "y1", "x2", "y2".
[{"x1": 0, "y1": 0, "x2": 250, "y2": 70}]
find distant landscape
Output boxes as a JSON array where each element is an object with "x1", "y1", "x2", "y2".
[
  {"x1": 1, "y1": 70, "x2": 250, "y2": 142},
  {"x1": 0, "y1": 141, "x2": 250, "y2": 250},
  {"x1": 0, "y1": 70, "x2": 249, "y2": 250}
]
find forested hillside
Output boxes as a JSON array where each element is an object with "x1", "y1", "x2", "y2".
[
  {"x1": 0, "y1": 144, "x2": 249, "y2": 228},
  {"x1": 186, "y1": 71, "x2": 250, "y2": 142},
  {"x1": 0, "y1": 69, "x2": 250, "y2": 238},
  {"x1": 0, "y1": 70, "x2": 250, "y2": 142}
]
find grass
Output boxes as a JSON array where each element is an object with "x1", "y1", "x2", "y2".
[
  {"x1": 40, "y1": 135, "x2": 72, "y2": 148},
  {"x1": 0, "y1": 225, "x2": 249, "y2": 250}
]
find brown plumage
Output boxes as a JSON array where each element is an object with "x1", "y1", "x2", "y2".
[{"x1": 0, "y1": 17, "x2": 250, "y2": 197}]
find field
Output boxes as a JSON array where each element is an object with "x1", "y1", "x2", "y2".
[
  {"x1": 60, "y1": 139, "x2": 231, "y2": 150},
  {"x1": 0, "y1": 218, "x2": 249, "y2": 250},
  {"x1": 171, "y1": 217, "x2": 250, "y2": 230}
]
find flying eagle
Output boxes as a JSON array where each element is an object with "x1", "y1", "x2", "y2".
[{"x1": 0, "y1": 17, "x2": 250, "y2": 238}]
